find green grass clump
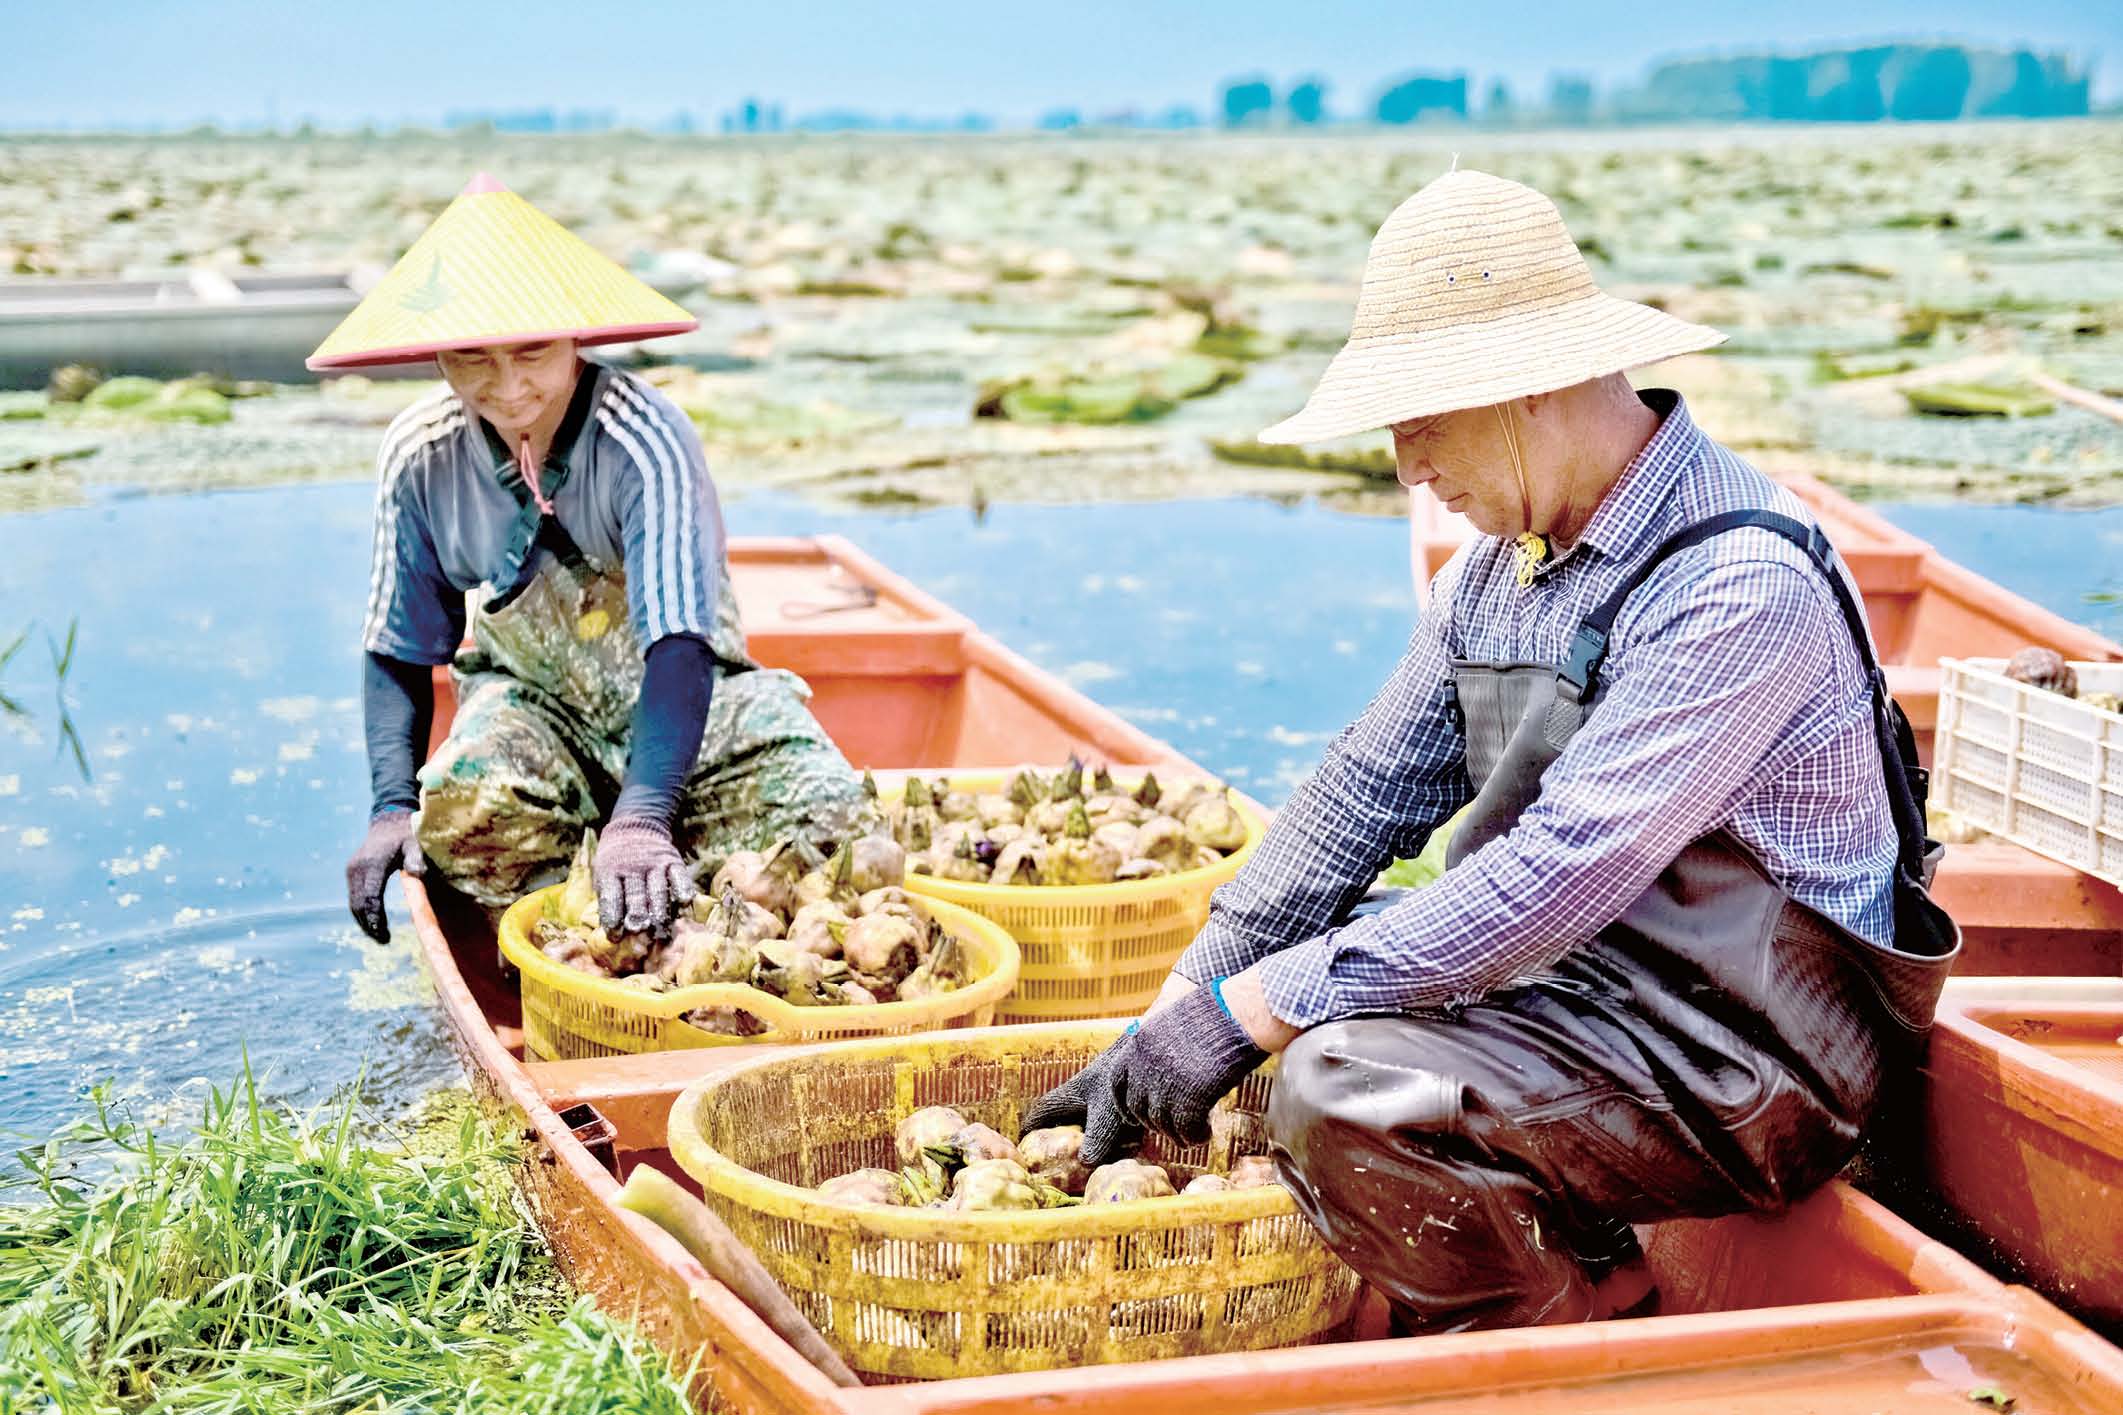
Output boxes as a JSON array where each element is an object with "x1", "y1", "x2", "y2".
[
  {"x1": 792, "y1": 279, "x2": 895, "y2": 297},
  {"x1": 0, "y1": 1073, "x2": 697, "y2": 1414}
]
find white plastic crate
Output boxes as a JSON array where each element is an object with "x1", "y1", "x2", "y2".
[{"x1": 1935, "y1": 657, "x2": 2123, "y2": 886}]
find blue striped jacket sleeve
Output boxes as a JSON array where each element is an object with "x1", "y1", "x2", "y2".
[
  {"x1": 360, "y1": 398, "x2": 467, "y2": 665},
  {"x1": 596, "y1": 374, "x2": 726, "y2": 646}
]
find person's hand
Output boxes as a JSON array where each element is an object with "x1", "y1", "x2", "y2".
[
  {"x1": 346, "y1": 807, "x2": 424, "y2": 943},
  {"x1": 594, "y1": 815, "x2": 696, "y2": 936},
  {"x1": 1023, "y1": 982, "x2": 1268, "y2": 1167},
  {"x1": 1020, "y1": 1029, "x2": 1143, "y2": 1168}
]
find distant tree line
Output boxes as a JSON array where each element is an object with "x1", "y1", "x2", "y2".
[
  {"x1": 1213, "y1": 42, "x2": 2090, "y2": 129},
  {"x1": 1621, "y1": 45, "x2": 2088, "y2": 122},
  {"x1": 429, "y1": 40, "x2": 2089, "y2": 139}
]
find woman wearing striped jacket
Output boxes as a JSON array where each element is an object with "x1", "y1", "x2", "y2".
[{"x1": 319, "y1": 175, "x2": 866, "y2": 943}]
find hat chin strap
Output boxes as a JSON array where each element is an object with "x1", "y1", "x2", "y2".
[
  {"x1": 519, "y1": 435, "x2": 556, "y2": 515},
  {"x1": 1496, "y1": 403, "x2": 1547, "y2": 587}
]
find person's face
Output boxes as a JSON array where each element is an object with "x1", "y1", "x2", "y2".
[
  {"x1": 435, "y1": 339, "x2": 579, "y2": 437},
  {"x1": 1390, "y1": 404, "x2": 1525, "y2": 536}
]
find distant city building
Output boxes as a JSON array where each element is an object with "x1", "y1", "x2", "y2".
[
  {"x1": 1485, "y1": 80, "x2": 1514, "y2": 122},
  {"x1": 1287, "y1": 78, "x2": 1329, "y2": 126},
  {"x1": 1547, "y1": 74, "x2": 1596, "y2": 123},
  {"x1": 1220, "y1": 77, "x2": 1275, "y2": 128},
  {"x1": 443, "y1": 108, "x2": 616, "y2": 134},
  {"x1": 1376, "y1": 74, "x2": 1468, "y2": 124}
]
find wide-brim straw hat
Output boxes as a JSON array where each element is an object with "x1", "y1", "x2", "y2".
[
  {"x1": 307, "y1": 173, "x2": 697, "y2": 370},
  {"x1": 1259, "y1": 170, "x2": 1724, "y2": 444}
]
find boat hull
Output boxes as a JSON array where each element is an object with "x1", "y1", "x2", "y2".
[
  {"x1": 404, "y1": 533, "x2": 2123, "y2": 1412},
  {"x1": 1911, "y1": 980, "x2": 2123, "y2": 1335},
  {"x1": 425, "y1": 536, "x2": 1182, "y2": 772},
  {"x1": 0, "y1": 270, "x2": 385, "y2": 383},
  {"x1": 415, "y1": 926, "x2": 2106, "y2": 1415}
]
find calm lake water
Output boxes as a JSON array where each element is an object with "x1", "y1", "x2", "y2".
[{"x1": 3, "y1": 485, "x2": 2119, "y2": 1138}]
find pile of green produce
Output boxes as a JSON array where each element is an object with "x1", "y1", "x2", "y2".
[
  {"x1": 886, "y1": 760, "x2": 1250, "y2": 887},
  {"x1": 531, "y1": 829, "x2": 975, "y2": 1035},
  {"x1": 0, "y1": 1073, "x2": 693, "y2": 1414},
  {"x1": 812, "y1": 1105, "x2": 1286, "y2": 1211}
]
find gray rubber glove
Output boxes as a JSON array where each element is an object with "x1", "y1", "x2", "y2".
[
  {"x1": 1022, "y1": 1028, "x2": 1145, "y2": 1168},
  {"x1": 346, "y1": 807, "x2": 424, "y2": 943},
  {"x1": 593, "y1": 815, "x2": 697, "y2": 937},
  {"x1": 1117, "y1": 982, "x2": 1267, "y2": 1150},
  {"x1": 1025, "y1": 984, "x2": 1266, "y2": 1168}
]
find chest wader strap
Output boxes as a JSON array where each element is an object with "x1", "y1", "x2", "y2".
[
  {"x1": 488, "y1": 481, "x2": 597, "y2": 612},
  {"x1": 1551, "y1": 509, "x2": 1936, "y2": 891},
  {"x1": 486, "y1": 366, "x2": 605, "y2": 604}
]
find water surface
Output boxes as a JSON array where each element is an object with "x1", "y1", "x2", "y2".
[
  {"x1": 0, "y1": 483, "x2": 1416, "y2": 1135},
  {"x1": 1, "y1": 486, "x2": 2112, "y2": 1138}
]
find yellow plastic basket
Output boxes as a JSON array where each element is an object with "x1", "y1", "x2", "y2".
[
  {"x1": 665, "y1": 1024, "x2": 1361, "y2": 1381},
  {"x1": 888, "y1": 774, "x2": 1267, "y2": 1023},
  {"x1": 497, "y1": 885, "x2": 1020, "y2": 1062}
]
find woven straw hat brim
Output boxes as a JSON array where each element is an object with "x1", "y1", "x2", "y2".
[
  {"x1": 1258, "y1": 291, "x2": 1725, "y2": 445},
  {"x1": 308, "y1": 320, "x2": 698, "y2": 370},
  {"x1": 307, "y1": 174, "x2": 697, "y2": 371}
]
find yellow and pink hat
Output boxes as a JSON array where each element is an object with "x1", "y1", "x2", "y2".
[{"x1": 307, "y1": 173, "x2": 697, "y2": 370}]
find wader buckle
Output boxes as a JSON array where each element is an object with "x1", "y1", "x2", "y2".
[{"x1": 1556, "y1": 624, "x2": 1609, "y2": 700}]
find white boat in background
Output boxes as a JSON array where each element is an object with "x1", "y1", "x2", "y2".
[
  {"x1": 0, "y1": 267, "x2": 387, "y2": 385},
  {"x1": 0, "y1": 258, "x2": 713, "y2": 387}
]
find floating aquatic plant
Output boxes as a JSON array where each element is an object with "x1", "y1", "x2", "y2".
[
  {"x1": 1903, "y1": 382, "x2": 2055, "y2": 418},
  {"x1": 1208, "y1": 438, "x2": 1395, "y2": 479},
  {"x1": 982, "y1": 354, "x2": 1240, "y2": 426}
]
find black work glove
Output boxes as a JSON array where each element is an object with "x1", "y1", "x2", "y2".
[
  {"x1": 346, "y1": 807, "x2": 425, "y2": 943},
  {"x1": 1024, "y1": 983, "x2": 1267, "y2": 1168},
  {"x1": 593, "y1": 814, "x2": 697, "y2": 937}
]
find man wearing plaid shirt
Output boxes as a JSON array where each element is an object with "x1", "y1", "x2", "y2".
[{"x1": 1028, "y1": 170, "x2": 1957, "y2": 1333}]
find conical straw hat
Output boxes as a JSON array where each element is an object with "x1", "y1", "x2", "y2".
[
  {"x1": 1259, "y1": 170, "x2": 1724, "y2": 444},
  {"x1": 307, "y1": 173, "x2": 697, "y2": 370}
]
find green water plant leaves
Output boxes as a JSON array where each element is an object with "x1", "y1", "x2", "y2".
[
  {"x1": 1209, "y1": 438, "x2": 1396, "y2": 479},
  {"x1": 1903, "y1": 382, "x2": 2055, "y2": 418},
  {"x1": 986, "y1": 354, "x2": 1240, "y2": 426}
]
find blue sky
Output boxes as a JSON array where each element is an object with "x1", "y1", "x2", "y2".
[{"x1": 7, "y1": 1, "x2": 2117, "y2": 129}]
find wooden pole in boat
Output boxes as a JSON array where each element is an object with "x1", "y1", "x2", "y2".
[
  {"x1": 2028, "y1": 372, "x2": 2123, "y2": 426},
  {"x1": 616, "y1": 1164, "x2": 864, "y2": 1388}
]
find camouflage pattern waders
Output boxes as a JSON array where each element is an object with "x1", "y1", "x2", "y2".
[{"x1": 414, "y1": 545, "x2": 869, "y2": 909}]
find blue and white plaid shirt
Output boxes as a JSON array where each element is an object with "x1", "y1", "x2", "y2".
[{"x1": 1178, "y1": 391, "x2": 1896, "y2": 1028}]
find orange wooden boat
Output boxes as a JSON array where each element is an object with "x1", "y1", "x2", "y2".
[
  {"x1": 411, "y1": 910, "x2": 2123, "y2": 1414},
  {"x1": 1911, "y1": 979, "x2": 2123, "y2": 1334},
  {"x1": 427, "y1": 536, "x2": 1184, "y2": 773},
  {"x1": 406, "y1": 535, "x2": 2123, "y2": 1413}
]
